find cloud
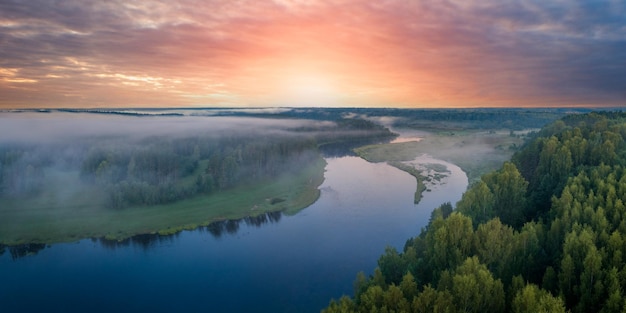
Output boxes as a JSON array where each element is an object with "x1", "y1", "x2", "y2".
[{"x1": 0, "y1": 0, "x2": 624, "y2": 108}]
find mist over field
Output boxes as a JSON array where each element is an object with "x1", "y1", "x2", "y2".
[
  {"x1": 0, "y1": 110, "x2": 397, "y2": 245},
  {"x1": 0, "y1": 112, "x2": 335, "y2": 198},
  {"x1": 0, "y1": 112, "x2": 335, "y2": 144}
]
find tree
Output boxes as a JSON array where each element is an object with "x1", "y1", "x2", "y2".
[
  {"x1": 399, "y1": 272, "x2": 418, "y2": 300},
  {"x1": 511, "y1": 284, "x2": 566, "y2": 313},
  {"x1": 353, "y1": 271, "x2": 368, "y2": 298},
  {"x1": 412, "y1": 285, "x2": 456, "y2": 313},
  {"x1": 378, "y1": 246, "x2": 408, "y2": 285},
  {"x1": 359, "y1": 285, "x2": 385, "y2": 311},
  {"x1": 426, "y1": 213, "x2": 474, "y2": 273},
  {"x1": 127, "y1": 156, "x2": 136, "y2": 179},
  {"x1": 456, "y1": 181, "x2": 495, "y2": 225},
  {"x1": 579, "y1": 243, "x2": 603, "y2": 312},
  {"x1": 474, "y1": 218, "x2": 515, "y2": 282},
  {"x1": 448, "y1": 257, "x2": 505, "y2": 313},
  {"x1": 511, "y1": 221, "x2": 546, "y2": 283},
  {"x1": 383, "y1": 284, "x2": 410, "y2": 312},
  {"x1": 323, "y1": 296, "x2": 355, "y2": 313},
  {"x1": 601, "y1": 267, "x2": 623, "y2": 313},
  {"x1": 559, "y1": 227, "x2": 604, "y2": 312},
  {"x1": 482, "y1": 162, "x2": 528, "y2": 227}
]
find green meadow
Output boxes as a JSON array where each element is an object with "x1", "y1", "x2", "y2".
[{"x1": 0, "y1": 156, "x2": 325, "y2": 245}]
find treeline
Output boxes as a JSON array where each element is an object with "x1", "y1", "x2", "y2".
[
  {"x1": 385, "y1": 108, "x2": 566, "y2": 130},
  {"x1": 0, "y1": 144, "x2": 49, "y2": 195},
  {"x1": 81, "y1": 135, "x2": 320, "y2": 208},
  {"x1": 1, "y1": 117, "x2": 396, "y2": 209},
  {"x1": 324, "y1": 112, "x2": 626, "y2": 313},
  {"x1": 82, "y1": 118, "x2": 394, "y2": 208},
  {"x1": 237, "y1": 107, "x2": 570, "y2": 130}
]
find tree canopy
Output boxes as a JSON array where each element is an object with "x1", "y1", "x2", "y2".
[{"x1": 324, "y1": 111, "x2": 626, "y2": 313}]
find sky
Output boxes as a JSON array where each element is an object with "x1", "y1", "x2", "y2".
[{"x1": 0, "y1": 0, "x2": 625, "y2": 109}]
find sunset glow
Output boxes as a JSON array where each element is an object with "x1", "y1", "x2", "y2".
[{"x1": 0, "y1": 0, "x2": 624, "y2": 108}]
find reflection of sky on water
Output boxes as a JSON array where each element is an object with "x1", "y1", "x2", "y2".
[
  {"x1": 404, "y1": 154, "x2": 467, "y2": 191},
  {"x1": 390, "y1": 136, "x2": 422, "y2": 143},
  {"x1": 0, "y1": 156, "x2": 467, "y2": 313},
  {"x1": 388, "y1": 127, "x2": 431, "y2": 144}
]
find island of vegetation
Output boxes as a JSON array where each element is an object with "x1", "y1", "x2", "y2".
[
  {"x1": 324, "y1": 111, "x2": 626, "y2": 313},
  {"x1": 354, "y1": 124, "x2": 532, "y2": 204},
  {"x1": 0, "y1": 114, "x2": 395, "y2": 245}
]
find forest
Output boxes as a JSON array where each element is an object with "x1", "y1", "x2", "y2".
[
  {"x1": 0, "y1": 114, "x2": 395, "y2": 244},
  {"x1": 323, "y1": 111, "x2": 626, "y2": 313},
  {"x1": 226, "y1": 107, "x2": 567, "y2": 131},
  {"x1": 0, "y1": 116, "x2": 392, "y2": 209},
  {"x1": 61, "y1": 107, "x2": 577, "y2": 130}
]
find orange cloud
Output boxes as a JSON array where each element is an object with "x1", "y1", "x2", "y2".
[{"x1": 0, "y1": 0, "x2": 624, "y2": 108}]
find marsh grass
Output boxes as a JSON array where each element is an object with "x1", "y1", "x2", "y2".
[
  {"x1": 354, "y1": 129, "x2": 527, "y2": 192},
  {"x1": 387, "y1": 161, "x2": 427, "y2": 203}
]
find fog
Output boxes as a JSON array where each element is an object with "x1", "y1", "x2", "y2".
[
  {"x1": 0, "y1": 111, "x2": 335, "y2": 144},
  {"x1": 0, "y1": 110, "x2": 396, "y2": 216}
]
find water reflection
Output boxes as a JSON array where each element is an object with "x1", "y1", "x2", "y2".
[
  {"x1": 319, "y1": 137, "x2": 394, "y2": 157},
  {"x1": 390, "y1": 136, "x2": 422, "y2": 143},
  {"x1": 0, "y1": 137, "x2": 395, "y2": 259},
  {"x1": 96, "y1": 233, "x2": 179, "y2": 251},
  {"x1": 0, "y1": 155, "x2": 468, "y2": 313},
  {"x1": 2, "y1": 206, "x2": 285, "y2": 259},
  {"x1": 0, "y1": 243, "x2": 48, "y2": 260},
  {"x1": 200, "y1": 210, "x2": 282, "y2": 238},
  {"x1": 97, "y1": 211, "x2": 284, "y2": 250},
  {"x1": 245, "y1": 210, "x2": 282, "y2": 226}
]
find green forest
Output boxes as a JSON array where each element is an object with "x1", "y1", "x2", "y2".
[
  {"x1": 0, "y1": 116, "x2": 395, "y2": 244},
  {"x1": 323, "y1": 112, "x2": 626, "y2": 313},
  {"x1": 0, "y1": 117, "x2": 392, "y2": 208}
]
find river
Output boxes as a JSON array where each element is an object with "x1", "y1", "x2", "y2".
[{"x1": 0, "y1": 155, "x2": 467, "y2": 313}]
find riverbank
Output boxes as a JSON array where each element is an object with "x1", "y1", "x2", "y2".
[
  {"x1": 0, "y1": 156, "x2": 326, "y2": 245},
  {"x1": 354, "y1": 128, "x2": 528, "y2": 201}
]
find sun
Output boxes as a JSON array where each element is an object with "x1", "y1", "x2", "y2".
[{"x1": 281, "y1": 73, "x2": 340, "y2": 107}]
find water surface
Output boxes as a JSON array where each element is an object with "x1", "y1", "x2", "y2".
[{"x1": 0, "y1": 156, "x2": 467, "y2": 313}]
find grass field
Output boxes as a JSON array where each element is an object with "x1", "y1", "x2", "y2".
[{"x1": 0, "y1": 157, "x2": 326, "y2": 245}]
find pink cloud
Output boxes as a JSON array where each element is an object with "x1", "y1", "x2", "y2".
[{"x1": 0, "y1": 0, "x2": 624, "y2": 108}]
